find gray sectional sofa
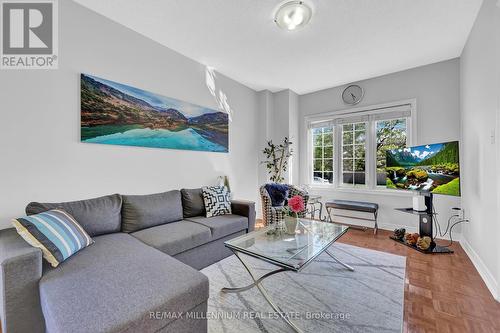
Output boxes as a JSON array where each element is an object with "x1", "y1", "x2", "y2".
[{"x1": 0, "y1": 188, "x2": 256, "y2": 333}]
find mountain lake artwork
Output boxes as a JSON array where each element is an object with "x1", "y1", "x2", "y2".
[{"x1": 80, "y1": 74, "x2": 229, "y2": 152}]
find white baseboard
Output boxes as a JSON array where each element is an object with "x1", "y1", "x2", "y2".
[{"x1": 460, "y1": 238, "x2": 499, "y2": 302}]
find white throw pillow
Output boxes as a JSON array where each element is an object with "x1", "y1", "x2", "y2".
[{"x1": 202, "y1": 186, "x2": 232, "y2": 217}]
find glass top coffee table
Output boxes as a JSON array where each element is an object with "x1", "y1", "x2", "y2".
[{"x1": 222, "y1": 219, "x2": 351, "y2": 333}]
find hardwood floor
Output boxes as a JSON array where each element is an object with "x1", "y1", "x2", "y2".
[{"x1": 336, "y1": 227, "x2": 499, "y2": 332}]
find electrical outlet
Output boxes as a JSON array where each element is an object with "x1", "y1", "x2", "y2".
[{"x1": 452, "y1": 207, "x2": 465, "y2": 220}]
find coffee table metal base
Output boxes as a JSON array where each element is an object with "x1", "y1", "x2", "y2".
[{"x1": 221, "y1": 248, "x2": 354, "y2": 332}]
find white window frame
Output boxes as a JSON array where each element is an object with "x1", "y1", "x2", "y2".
[{"x1": 305, "y1": 99, "x2": 417, "y2": 192}]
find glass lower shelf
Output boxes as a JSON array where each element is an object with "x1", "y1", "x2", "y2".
[
  {"x1": 395, "y1": 208, "x2": 434, "y2": 216},
  {"x1": 390, "y1": 236, "x2": 454, "y2": 254}
]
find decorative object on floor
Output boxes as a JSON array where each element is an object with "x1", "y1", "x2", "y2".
[
  {"x1": 325, "y1": 199, "x2": 379, "y2": 234},
  {"x1": 202, "y1": 186, "x2": 232, "y2": 217},
  {"x1": 404, "y1": 232, "x2": 419, "y2": 246},
  {"x1": 260, "y1": 184, "x2": 309, "y2": 226},
  {"x1": 202, "y1": 242, "x2": 405, "y2": 333},
  {"x1": 416, "y1": 236, "x2": 432, "y2": 250},
  {"x1": 393, "y1": 228, "x2": 406, "y2": 240},
  {"x1": 12, "y1": 209, "x2": 94, "y2": 267},
  {"x1": 261, "y1": 137, "x2": 292, "y2": 183},
  {"x1": 80, "y1": 74, "x2": 229, "y2": 152},
  {"x1": 274, "y1": 1, "x2": 313, "y2": 31}
]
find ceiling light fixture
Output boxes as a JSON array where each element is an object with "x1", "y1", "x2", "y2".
[{"x1": 274, "y1": 1, "x2": 312, "y2": 31}]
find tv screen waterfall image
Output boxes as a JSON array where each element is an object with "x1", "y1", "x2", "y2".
[
  {"x1": 386, "y1": 141, "x2": 460, "y2": 196},
  {"x1": 80, "y1": 74, "x2": 228, "y2": 152}
]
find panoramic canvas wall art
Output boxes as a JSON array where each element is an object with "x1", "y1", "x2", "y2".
[
  {"x1": 80, "y1": 74, "x2": 229, "y2": 152},
  {"x1": 386, "y1": 141, "x2": 460, "y2": 196}
]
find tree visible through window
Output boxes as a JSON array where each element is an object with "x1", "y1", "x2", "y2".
[
  {"x1": 342, "y1": 123, "x2": 366, "y2": 186},
  {"x1": 309, "y1": 105, "x2": 411, "y2": 189},
  {"x1": 312, "y1": 127, "x2": 334, "y2": 184},
  {"x1": 376, "y1": 119, "x2": 407, "y2": 185}
]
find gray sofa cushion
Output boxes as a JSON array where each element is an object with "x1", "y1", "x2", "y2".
[
  {"x1": 185, "y1": 214, "x2": 248, "y2": 240},
  {"x1": 122, "y1": 190, "x2": 183, "y2": 233},
  {"x1": 26, "y1": 194, "x2": 122, "y2": 237},
  {"x1": 39, "y1": 233, "x2": 208, "y2": 333},
  {"x1": 181, "y1": 188, "x2": 206, "y2": 218},
  {"x1": 132, "y1": 221, "x2": 212, "y2": 256}
]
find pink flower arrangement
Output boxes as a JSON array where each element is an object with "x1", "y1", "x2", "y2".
[{"x1": 287, "y1": 195, "x2": 305, "y2": 215}]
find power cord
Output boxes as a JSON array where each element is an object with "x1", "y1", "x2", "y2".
[
  {"x1": 444, "y1": 219, "x2": 469, "y2": 247},
  {"x1": 433, "y1": 206, "x2": 469, "y2": 247}
]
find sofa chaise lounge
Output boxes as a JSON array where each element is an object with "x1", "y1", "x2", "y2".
[{"x1": 0, "y1": 188, "x2": 256, "y2": 333}]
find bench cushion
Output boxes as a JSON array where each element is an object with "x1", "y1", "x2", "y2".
[
  {"x1": 325, "y1": 200, "x2": 378, "y2": 213},
  {"x1": 185, "y1": 215, "x2": 248, "y2": 240},
  {"x1": 131, "y1": 221, "x2": 212, "y2": 256},
  {"x1": 39, "y1": 233, "x2": 208, "y2": 333}
]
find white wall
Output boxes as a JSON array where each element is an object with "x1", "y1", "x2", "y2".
[
  {"x1": 298, "y1": 59, "x2": 461, "y2": 233},
  {"x1": 289, "y1": 91, "x2": 300, "y2": 185},
  {"x1": 258, "y1": 89, "x2": 300, "y2": 186},
  {"x1": 257, "y1": 90, "x2": 274, "y2": 190},
  {"x1": 0, "y1": 0, "x2": 260, "y2": 228},
  {"x1": 460, "y1": 0, "x2": 500, "y2": 300}
]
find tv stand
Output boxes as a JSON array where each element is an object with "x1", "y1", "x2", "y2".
[{"x1": 392, "y1": 193, "x2": 453, "y2": 254}]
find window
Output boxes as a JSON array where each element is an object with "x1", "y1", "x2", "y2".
[
  {"x1": 308, "y1": 103, "x2": 412, "y2": 190},
  {"x1": 341, "y1": 122, "x2": 366, "y2": 186},
  {"x1": 376, "y1": 118, "x2": 407, "y2": 186},
  {"x1": 312, "y1": 127, "x2": 334, "y2": 184}
]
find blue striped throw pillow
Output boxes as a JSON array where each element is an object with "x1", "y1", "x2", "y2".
[{"x1": 12, "y1": 209, "x2": 94, "y2": 267}]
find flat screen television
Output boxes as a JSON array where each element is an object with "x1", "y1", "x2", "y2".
[{"x1": 386, "y1": 141, "x2": 460, "y2": 196}]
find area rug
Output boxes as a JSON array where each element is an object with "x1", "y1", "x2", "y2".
[{"x1": 201, "y1": 242, "x2": 405, "y2": 333}]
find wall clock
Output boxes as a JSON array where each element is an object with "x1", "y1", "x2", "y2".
[{"x1": 342, "y1": 84, "x2": 364, "y2": 105}]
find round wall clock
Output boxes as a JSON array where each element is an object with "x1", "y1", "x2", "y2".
[{"x1": 342, "y1": 85, "x2": 364, "y2": 105}]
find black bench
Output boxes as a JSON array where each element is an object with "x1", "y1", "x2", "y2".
[{"x1": 325, "y1": 200, "x2": 379, "y2": 234}]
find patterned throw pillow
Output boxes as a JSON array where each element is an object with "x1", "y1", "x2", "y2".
[
  {"x1": 12, "y1": 209, "x2": 94, "y2": 268},
  {"x1": 264, "y1": 183, "x2": 289, "y2": 207},
  {"x1": 202, "y1": 186, "x2": 232, "y2": 217}
]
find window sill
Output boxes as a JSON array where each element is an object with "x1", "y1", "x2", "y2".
[{"x1": 307, "y1": 185, "x2": 415, "y2": 197}]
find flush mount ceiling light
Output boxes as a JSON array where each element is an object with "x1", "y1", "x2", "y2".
[{"x1": 274, "y1": 1, "x2": 312, "y2": 31}]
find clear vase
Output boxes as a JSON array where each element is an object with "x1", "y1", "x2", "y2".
[{"x1": 284, "y1": 215, "x2": 298, "y2": 235}]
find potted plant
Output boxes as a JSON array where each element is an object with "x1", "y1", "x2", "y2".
[
  {"x1": 284, "y1": 195, "x2": 305, "y2": 235},
  {"x1": 261, "y1": 137, "x2": 293, "y2": 183}
]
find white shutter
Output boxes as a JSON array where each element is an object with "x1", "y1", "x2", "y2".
[
  {"x1": 309, "y1": 120, "x2": 335, "y2": 129},
  {"x1": 335, "y1": 115, "x2": 369, "y2": 125},
  {"x1": 371, "y1": 104, "x2": 411, "y2": 121}
]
